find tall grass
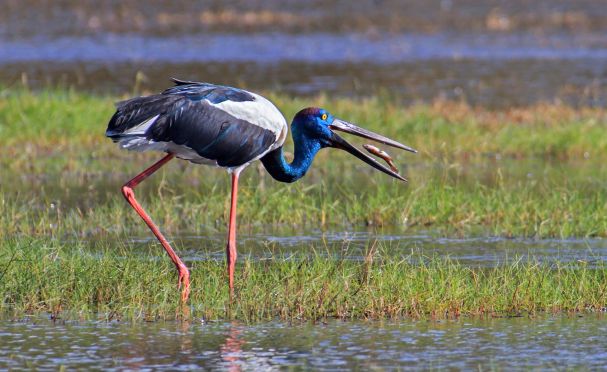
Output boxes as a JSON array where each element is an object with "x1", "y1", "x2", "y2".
[
  {"x1": 1, "y1": 89, "x2": 606, "y2": 321},
  {"x1": 1, "y1": 88, "x2": 607, "y2": 162},
  {"x1": 1, "y1": 238, "x2": 605, "y2": 322},
  {"x1": 0, "y1": 88, "x2": 606, "y2": 238},
  {"x1": 1, "y1": 170, "x2": 606, "y2": 238}
]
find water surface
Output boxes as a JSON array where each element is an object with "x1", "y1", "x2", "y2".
[
  {"x1": 2, "y1": 1, "x2": 607, "y2": 107},
  {"x1": 2, "y1": 316, "x2": 606, "y2": 370},
  {"x1": 149, "y1": 230, "x2": 607, "y2": 268}
]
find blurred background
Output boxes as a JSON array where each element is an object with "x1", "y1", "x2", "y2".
[{"x1": 1, "y1": 0, "x2": 606, "y2": 108}]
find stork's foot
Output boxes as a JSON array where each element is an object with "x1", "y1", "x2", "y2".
[{"x1": 177, "y1": 266, "x2": 191, "y2": 303}]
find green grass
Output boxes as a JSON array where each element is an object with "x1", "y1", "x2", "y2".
[
  {"x1": 1, "y1": 169, "x2": 606, "y2": 238},
  {"x1": 1, "y1": 88, "x2": 607, "y2": 321},
  {"x1": 1, "y1": 238, "x2": 606, "y2": 322},
  {"x1": 1, "y1": 87, "x2": 607, "y2": 161},
  {"x1": 0, "y1": 88, "x2": 606, "y2": 238}
]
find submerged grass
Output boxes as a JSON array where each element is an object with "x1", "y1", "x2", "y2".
[{"x1": 2, "y1": 239, "x2": 606, "y2": 322}]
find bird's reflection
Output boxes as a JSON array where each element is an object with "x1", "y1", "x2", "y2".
[{"x1": 220, "y1": 322, "x2": 245, "y2": 372}]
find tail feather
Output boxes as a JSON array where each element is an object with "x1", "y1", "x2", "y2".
[{"x1": 105, "y1": 94, "x2": 180, "y2": 140}]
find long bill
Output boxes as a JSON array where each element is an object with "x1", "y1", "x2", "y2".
[
  {"x1": 330, "y1": 119, "x2": 418, "y2": 153},
  {"x1": 328, "y1": 119, "x2": 417, "y2": 182}
]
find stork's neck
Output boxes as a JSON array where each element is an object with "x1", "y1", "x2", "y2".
[{"x1": 260, "y1": 137, "x2": 321, "y2": 183}]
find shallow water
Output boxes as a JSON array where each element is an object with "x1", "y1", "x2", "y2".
[
  {"x1": 5, "y1": 32, "x2": 607, "y2": 64},
  {"x1": 1, "y1": 316, "x2": 606, "y2": 370},
  {"x1": 2, "y1": 1, "x2": 607, "y2": 107},
  {"x1": 126, "y1": 229, "x2": 607, "y2": 268}
]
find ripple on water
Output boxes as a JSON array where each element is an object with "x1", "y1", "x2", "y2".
[
  {"x1": 2, "y1": 316, "x2": 607, "y2": 369},
  {"x1": 115, "y1": 228, "x2": 607, "y2": 268}
]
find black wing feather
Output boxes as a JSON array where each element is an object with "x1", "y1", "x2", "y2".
[{"x1": 105, "y1": 81, "x2": 277, "y2": 167}]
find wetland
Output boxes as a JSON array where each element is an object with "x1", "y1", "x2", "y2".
[{"x1": 2, "y1": 1, "x2": 607, "y2": 368}]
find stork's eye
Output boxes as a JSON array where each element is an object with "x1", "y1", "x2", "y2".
[{"x1": 321, "y1": 113, "x2": 328, "y2": 121}]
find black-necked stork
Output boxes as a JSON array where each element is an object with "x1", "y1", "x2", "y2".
[{"x1": 105, "y1": 79, "x2": 416, "y2": 302}]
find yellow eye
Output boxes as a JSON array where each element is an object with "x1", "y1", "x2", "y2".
[{"x1": 321, "y1": 113, "x2": 328, "y2": 121}]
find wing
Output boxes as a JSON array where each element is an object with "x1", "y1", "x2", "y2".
[
  {"x1": 106, "y1": 80, "x2": 287, "y2": 168},
  {"x1": 164, "y1": 78, "x2": 256, "y2": 104}
]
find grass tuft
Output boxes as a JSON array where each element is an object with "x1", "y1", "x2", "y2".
[{"x1": 1, "y1": 239, "x2": 606, "y2": 322}]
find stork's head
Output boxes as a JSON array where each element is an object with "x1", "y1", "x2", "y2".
[{"x1": 292, "y1": 107, "x2": 417, "y2": 182}]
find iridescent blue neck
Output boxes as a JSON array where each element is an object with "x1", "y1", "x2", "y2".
[{"x1": 260, "y1": 137, "x2": 321, "y2": 183}]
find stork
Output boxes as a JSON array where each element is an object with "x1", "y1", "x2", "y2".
[{"x1": 105, "y1": 79, "x2": 416, "y2": 302}]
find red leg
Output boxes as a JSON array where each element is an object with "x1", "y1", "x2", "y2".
[
  {"x1": 121, "y1": 153, "x2": 191, "y2": 302},
  {"x1": 226, "y1": 170, "x2": 240, "y2": 296}
]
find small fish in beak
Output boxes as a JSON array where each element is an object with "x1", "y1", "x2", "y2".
[
  {"x1": 327, "y1": 118, "x2": 416, "y2": 182},
  {"x1": 363, "y1": 144, "x2": 399, "y2": 173}
]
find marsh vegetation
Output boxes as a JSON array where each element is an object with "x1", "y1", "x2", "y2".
[{"x1": 0, "y1": 89, "x2": 605, "y2": 321}]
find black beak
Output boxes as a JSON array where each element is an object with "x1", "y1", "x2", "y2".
[{"x1": 328, "y1": 118, "x2": 417, "y2": 182}]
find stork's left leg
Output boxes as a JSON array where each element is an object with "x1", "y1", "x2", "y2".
[
  {"x1": 226, "y1": 170, "x2": 241, "y2": 296},
  {"x1": 120, "y1": 153, "x2": 191, "y2": 303}
]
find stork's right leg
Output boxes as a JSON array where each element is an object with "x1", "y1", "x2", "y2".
[
  {"x1": 226, "y1": 171, "x2": 240, "y2": 298},
  {"x1": 120, "y1": 153, "x2": 191, "y2": 302}
]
